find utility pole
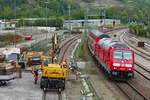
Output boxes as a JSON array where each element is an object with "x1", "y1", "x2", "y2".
[
  {"x1": 45, "y1": 1, "x2": 48, "y2": 42},
  {"x1": 83, "y1": 6, "x2": 88, "y2": 42},
  {"x1": 68, "y1": 4, "x2": 71, "y2": 34},
  {"x1": 100, "y1": 9, "x2": 106, "y2": 31},
  {"x1": 23, "y1": 18, "x2": 25, "y2": 35},
  {"x1": 104, "y1": 9, "x2": 106, "y2": 26},
  {"x1": 14, "y1": 0, "x2": 16, "y2": 47},
  {"x1": 101, "y1": 9, "x2": 106, "y2": 26},
  {"x1": 68, "y1": 5, "x2": 71, "y2": 32},
  {"x1": 148, "y1": 15, "x2": 150, "y2": 25}
]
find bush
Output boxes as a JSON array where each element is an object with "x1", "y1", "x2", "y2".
[
  {"x1": 146, "y1": 26, "x2": 150, "y2": 37},
  {"x1": 129, "y1": 23, "x2": 149, "y2": 37}
]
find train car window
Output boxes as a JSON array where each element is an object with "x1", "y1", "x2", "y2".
[
  {"x1": 114, "y1": 50, "x2": 122, "y2": 59},
  {"x1": 123, "y1": 51, "x2": 132, "y2": 60}
]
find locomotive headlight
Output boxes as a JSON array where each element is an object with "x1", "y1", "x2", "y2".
[
  {"x1": 128, "y1": 68, "x2": 131, "y2": 70},
  {"x1": 125, "y1": 64, "x2": 132, "y2": 67},
  {"x1": 113, "y1": 63, "x2": 120, "y2": 66}
]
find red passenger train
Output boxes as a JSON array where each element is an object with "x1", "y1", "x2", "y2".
[{"x1": 88, "y1": 30, "x2": 134, "y2": 80}]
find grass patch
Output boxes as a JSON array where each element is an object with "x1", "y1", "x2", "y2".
[
  {"x1": 75, "y1": 42, "x2": 87, "y2": 60},
  {"x1": 115, "y1": 96, "x2": 121, "y2": 100},
  {"x1": 78, "y1": 42, "x2": 85, "y2": 58}
]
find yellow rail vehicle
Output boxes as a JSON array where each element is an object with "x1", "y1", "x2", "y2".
[
  {"x1": 40, "y1": 32, "x2": 68, "y2": 91},
  {"x1": 25, "y1": 51, "x2": 43, "y2": 66},
  {"x1": 40, "y1": 63, "x2": 68, "y2": 91}
]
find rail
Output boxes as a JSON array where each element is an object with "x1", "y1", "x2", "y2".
[
  {"x1": 42, "y1": 91, "x2": 62, "y2": 100},
  {"x1": 118, "y1": 31, "x2": 150, "y2": 100},
  {"x1": 127, "y1": 82, "x2": 148, "y2": 100},
  {"x1": 132, "y1": 37, "x2": 150, "y2": 48},
  {"x1": 135, "y1": 63, "x2": 150, "y2": 81},
  {"x1": 58, "y1": 35, "x2": 81, "y2": 63},
  {"x1": 85, "y1": 77, "x2": 103, "y2": 100},
  {"x1": 42, "y1": 35, "x2": 81, "y2": 100}
]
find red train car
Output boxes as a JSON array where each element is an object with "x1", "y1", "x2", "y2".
[
  {"x1": 88, "y1": 30, "x2": 134, "y2": 80},
  {"x1": 88, "y1": 30, "x2": 110, "y2": 54}
]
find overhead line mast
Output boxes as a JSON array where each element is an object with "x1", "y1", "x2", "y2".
[{"x1": 14, "y1": 0, "x2": 17, "y2": 47}]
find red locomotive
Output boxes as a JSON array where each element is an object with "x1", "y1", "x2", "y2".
[{"x1": 88, "y1": 30, "x2": 134, "y2": 80}]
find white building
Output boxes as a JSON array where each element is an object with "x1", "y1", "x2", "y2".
[
  {"x1": 0, "y1": 20, "x2": 5, "y2": 30},
  {"x1": 37, "y1": 27, "x2": 56, "y2": 32},
  {"x1": 0, "y1": 20, "x2": 15, "y2": 30}
]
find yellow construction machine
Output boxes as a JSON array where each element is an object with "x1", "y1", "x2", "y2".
[
  {"x1": 40, "y1": 32, "x2": 68, "y2": 92},
  {"x1": 25, "y1": 51, "x2": 43, "y2": 67}
]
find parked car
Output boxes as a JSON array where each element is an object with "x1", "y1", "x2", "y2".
[{"x1": 25, "y1": 35, "x2": 32, "y2": 40}]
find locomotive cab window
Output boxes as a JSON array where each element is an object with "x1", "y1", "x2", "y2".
[
  {"x1": 123, "y1": 51, "x2": 132, "y2": 60},
  {"x1": 114, "y1": 50, "x2": 132, "y2": 60},
  {"x1": 114, "y1": 50, "x2": 123, "y2": 59}
]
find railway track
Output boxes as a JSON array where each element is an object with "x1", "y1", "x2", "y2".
[
  {"x1": 115, "y1": 82, "x2": 147, "y2": 100},
  {"x1": 42, "y1": 34, "x2": 81, "y2": 100},
  {"x1": 42, "y1": 90, "x2": 62, "y2": 100},
  {"x1": 120, "y1": 33, "x2": 150, "y2": 79},
  {"x1": 135, "y1": 63, "x2": 150, "y2": 81},
  {"x1": 85, "y1": 77, "x2": 103, "y2": 100},
  {"x1": 131, "y1": 36, "x2": 150, "y2": 48},
  {"x1": 121, "y1": 32, "x2": 150, "y2": 61},
  {"x1": 85, "y1": 29, "x2": 132, "y2": 100},
  {"x1": 116, "y1": 31, "x2": 150, "y2": 100},
  {"x1": 58, "y1": 34, "x2": 81, "y2": 63},
  {"x1": 85, "y1": 29, "x2": 150, "y2": 99}
]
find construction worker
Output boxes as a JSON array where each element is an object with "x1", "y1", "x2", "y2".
[
  {"x1": 54, "y1": 56, "x2": 57, "y2": 63},
  {"x1": 61, "y1": 60, "x2": 67, "y2": 68},
  {"x1": 44, "y1": 59, "x2": 49, "y2": 66},
  {"x1": 33, "y1": 66, "x2": 38, "y2": 84},
  {"x1": 14, "y1": 61, "x2": 22, "y2": 78}
]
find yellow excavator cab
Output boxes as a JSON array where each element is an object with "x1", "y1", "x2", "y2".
[
  {"x1": 40, "y1": 33, "x2": 68, "y2": 91},
  {"x1": 41, "y1": 63, "x2": 68, "y2": 79}
]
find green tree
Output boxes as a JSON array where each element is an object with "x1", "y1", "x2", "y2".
[{"x1": 1, "y1": 6, "x2": 14, "y2": 19}]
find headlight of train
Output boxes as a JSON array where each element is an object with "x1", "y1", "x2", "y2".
[
  {"x1": 125, "y1": 64, "x2": 132, "y2": 67},
  {"x1": 113, "y1": 63, "x2": 120, "y2": 66}
]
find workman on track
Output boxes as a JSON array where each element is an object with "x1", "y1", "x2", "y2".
[
  {"x1": 33, "y1": 66, "x2": 38, "y2": 84},
  {"x1": 61, "y1": 60, "x2": 67, "y2": 68}
]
